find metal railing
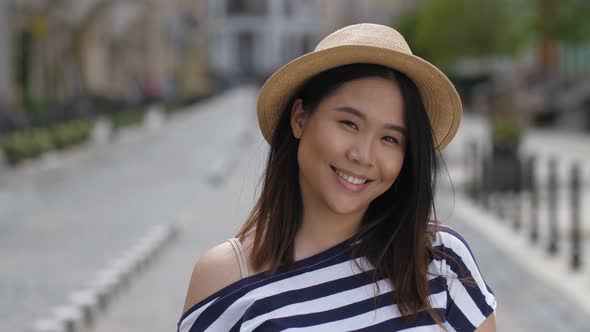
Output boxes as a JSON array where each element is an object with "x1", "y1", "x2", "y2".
[{"x1": 464, "y1": 140, "x2": 586, "y2": 271}]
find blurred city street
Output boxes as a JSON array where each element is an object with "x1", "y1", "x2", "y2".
[
  {"x1": 1, "y1": 88, "x2": 587, "y2": 331},
  {"x1": 1, "y1": 1, "x2": 590, "y2": 332},
  {"x1": 0, "y1": 88, "x2": 257, "y2": 331},
  {"x1": 89, "y1": 90, "x2": 590, "y2": 332}
]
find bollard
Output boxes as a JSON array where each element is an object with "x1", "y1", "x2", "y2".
[
  {"x1": 31, "y1": 222, "x2": 181, "y2": 331},
  {"x1": 53, "y1": 306, "x2": 83, "y2": 332},
  {"x1": 464, "y1": 141, "x2": 472, "y2": 198},
  {"x1": 495, "y1": 193, "x2": 505, "y2": 221},
  {"x1": 528, "y1": 156, "x2": 539, "y2": 243},
  {"x1": 92, "y1": 269, "x2": 120, "y2": 310},
  {"x1": 470, "y1": 141, "x2": 479, "y2": 201},
  {"x1": 513, "y1": 155, "x2": 524, "y2": 231},
  {"x1": 547, "y1": 158, "x2": 558, "y2": 255},
  {"x1": 571, "y1": 164, "x2": 582, "y2": 270},
  {"x1": 481, "y1": 155, "x2": 490, "y2": 210},
  {"x1": 68, "y1": 290, "x2": 98, "y2": 328},
  {"x1": 107, "y1": 256, "x2": 134, "y2": 289},
  {"x1": 33, "y1": 319, "x2": 65, "y2": 332}
]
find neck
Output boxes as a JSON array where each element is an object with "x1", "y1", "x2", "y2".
[{"x1": 294, "y1": 195, "x2": 365, "y2": 261}]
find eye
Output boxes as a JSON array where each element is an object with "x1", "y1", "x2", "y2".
[
  {"x1": 383, "y1": 136, "x2": 399, "y2": 144},
  {"x1": 340, "y1": 120, "x2": 358, "y2": 130}
]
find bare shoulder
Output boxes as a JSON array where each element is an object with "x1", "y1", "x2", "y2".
[
  {"x1": 182, "y1": 241, "x2": 241, "y2": 314},
  {"x1": 475, "y1": 312, "x2": 496, "y2": 332}
]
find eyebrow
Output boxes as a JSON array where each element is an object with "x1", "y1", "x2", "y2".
[{"x1": 333, "y1": 106, "x2": 407, "y2": 135}]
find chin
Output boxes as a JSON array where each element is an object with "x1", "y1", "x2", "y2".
[{"x1": 326, "y1": 199, "x2": 368, "y2": 217}]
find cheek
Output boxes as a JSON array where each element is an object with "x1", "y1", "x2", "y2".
[
  {"x1": 296, "y1": 135, "x2": 327, "y2": 175},
  {"x1": 299, "y1": 124, "x2": 346, "y2": 163},
  {"x1": 380, "y1": 153, "x2": 405, "y2": 182}
]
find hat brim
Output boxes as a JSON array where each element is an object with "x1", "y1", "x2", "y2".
[{"x1": 257, "y1": 44, "x2": 462, "y2": 152}]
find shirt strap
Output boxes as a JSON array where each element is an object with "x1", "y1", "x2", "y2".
[{"x1": 227, "y1": 237, "x2": 249, "y2": 279}]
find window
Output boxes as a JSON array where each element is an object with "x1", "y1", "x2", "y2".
[
  {"x1": 227, "y1": 0, "x2": 267, "y2": 15},
  {"x1": 237, "y1": 32, "x2": 255, "y2": 76}
]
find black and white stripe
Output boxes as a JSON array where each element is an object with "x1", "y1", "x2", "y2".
[{"x1": 178, "y1": 226, "x2": 496, "y2": 331}]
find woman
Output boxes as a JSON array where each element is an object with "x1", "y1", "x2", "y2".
[{"x1": 179, "y1": 23, "x2": 497, "y2": 331}]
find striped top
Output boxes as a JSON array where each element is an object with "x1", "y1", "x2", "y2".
[{"x1": 178, "y1": 225, "x2": 496, "y2": 331}]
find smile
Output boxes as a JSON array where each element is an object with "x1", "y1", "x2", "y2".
[{"x1": 330, "y1": 166, "x2": 373, "y2": 185}]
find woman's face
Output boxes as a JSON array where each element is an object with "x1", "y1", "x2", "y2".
[{"x1": 291, "y1": 76, "x2": 407, "y2": 218}]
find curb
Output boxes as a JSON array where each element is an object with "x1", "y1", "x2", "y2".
[
  {"x1": 207, "y1": 129, "x2": 256, "y2": 187},
  {"x1": 31, "y1": 223, "x2": 178, "y2": 332}
]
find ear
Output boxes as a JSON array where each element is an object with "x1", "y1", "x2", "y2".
[{"x1": 290, "y1": 98, "x2": 308, "y2": 139}]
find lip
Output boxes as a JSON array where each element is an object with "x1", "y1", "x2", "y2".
[
  {"x1": 330, "y1": 165, "x2": 373, "y2": 181},
  {"x1": 330, "y1": 165, "x2": 373, "y2": 193}
]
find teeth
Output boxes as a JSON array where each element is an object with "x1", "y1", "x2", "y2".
[{"x1": 336, "y1": 169, "x2": 368, "y2": 185}]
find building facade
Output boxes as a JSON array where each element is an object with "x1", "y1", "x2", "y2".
[
  {"x1": 205, "y1": 0, "x2": 324, "y2": 84},
  {"x1": 205, "y1": 0, "x2": 420, "y2": 85},
  {"x1": 0, "y1": 0, "x2": 11, "y2": 106},
  {"x1": 0, "y1": 0, "x2": 210, "y2": 113}
]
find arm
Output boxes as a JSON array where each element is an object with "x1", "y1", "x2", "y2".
[
  {"x1": 182, "y1": 241, "x2": 242, "y2": 314},
  {"x1": 435, "y1": 228, "x2": 497, "y2": 332},
  {"x1": 475, "y1": 312, "x2": 496, "y2": 332}
]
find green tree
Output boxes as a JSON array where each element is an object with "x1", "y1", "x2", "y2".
[
  {"x1": 393, "y1": 0, "x2": 530, "y2": 68},
  {"x1": 536, "y1": 0, "x2": 590, "y2": 43},
  {"x1": 393, "y1": 7, "x2": 429, "y2": 59},
  {"x1": 393, "y1": 0, "x2": 590, "y2": 71},
  {"x1": 534, "y1": 0, "x2": 590, "y2": 73}
]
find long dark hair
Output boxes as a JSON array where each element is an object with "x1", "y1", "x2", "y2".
[{"x1": 238, "y1": 63, "x2": 445, "y2": 328}]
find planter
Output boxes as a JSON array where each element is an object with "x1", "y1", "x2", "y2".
[
  {"x1": 109, "y1": 109, "x2": 144, "y2": 130},
  {"x1": 0, "y1": 119, "x2": 93, "y2": 166},
  {"x1": 484, "y1": 143, "x2": 522, "y2": 192}
]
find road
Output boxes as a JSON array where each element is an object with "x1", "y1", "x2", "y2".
[
  {"x1": 0, "y1": 87, "x2": 257, "y2": 332},
  {"x1": 3, "y1": 87, "x2": 590, "y2": 331}
]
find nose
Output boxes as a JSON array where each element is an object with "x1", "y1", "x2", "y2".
[{"x1": 346, "y1": 137, "x2": 375, "y2": 168}]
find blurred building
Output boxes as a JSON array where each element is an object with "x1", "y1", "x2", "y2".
[
  {"x1": 204, "y1": 0, "x2": 416, "y2": 85},
  {"x1": 319, "y1": 0, "x2": 421, "y2": 33},
  {"x1": 559, "y1": 43, "x2": 590, "y2": 78},
  {"x1": 72, "y1": 0, "x2": 209, "y2": 104},
  {"x1": 205, "y1": 0, "x2": 321, "y2": 85},
  {"x1": 0, "y1": 0, "x2": 11, "y2": 107},
  {"x1": 0, "y1": 0, "x2": 425, "y2": 113},
  {"x1": 0, "y1": 0, "x2": 209, "y2": 117}
]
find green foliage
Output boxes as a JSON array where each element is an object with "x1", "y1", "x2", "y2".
[
  {"x1": 109, "y1": 109, "x2": 144, "y2": 129},
  {"x1": 491, "y1": 115, "x2": 523, "y2": 147},
  {"x1": 23, "y1": 97, "x2": 47, "y2": 118},
  {"x1": 535, "y1": 0, "x2": 590, "y2": 44},
  {"x1": 0, "y1": 107, "x2": 147, "y2": 166},
  {"x1": 163, "y1": 100, "x2": 187, "y2": 116},
  {"x1": 0, "y1": 119, "x2": 93, "y2": 165},
  {"x1": 1, "y1": 128, "x2": 54, "y2": 164},
  {"x1": 392, "y1": 0, "x2": 590, "y2": 67},
  {"x1": 52, "y1": 119, "x2": 93, "y2": 149},
  {"x1": 393, "y1": 0, "x2": 529, "y2": 67},
  {"x1": 393, "y1": 7, "x2": 431, "y2": 60}
]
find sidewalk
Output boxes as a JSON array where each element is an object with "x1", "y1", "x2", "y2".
[
  {"x1": 443, "y1": 113, "x2": 590, "y2": 270},
  {"x1": 441, "y1": 113, "x2": 590, "y2": 331},
  {"x1": 437, "y1": 186, "x2": 590, "y2": 332},
  {"x1": 7, "y1": 87, "x2": 259, "y2": 332},
  {"x1": 86, "y1": 128, "x2": 590, "y2": 332},
  {"x1": 89, "y1": 124, "x2": 268, "y2": 332}
]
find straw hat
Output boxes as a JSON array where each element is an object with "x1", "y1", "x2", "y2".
[{"x1": 257, "y1": 23, "x2": 462, "y2": 152}]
